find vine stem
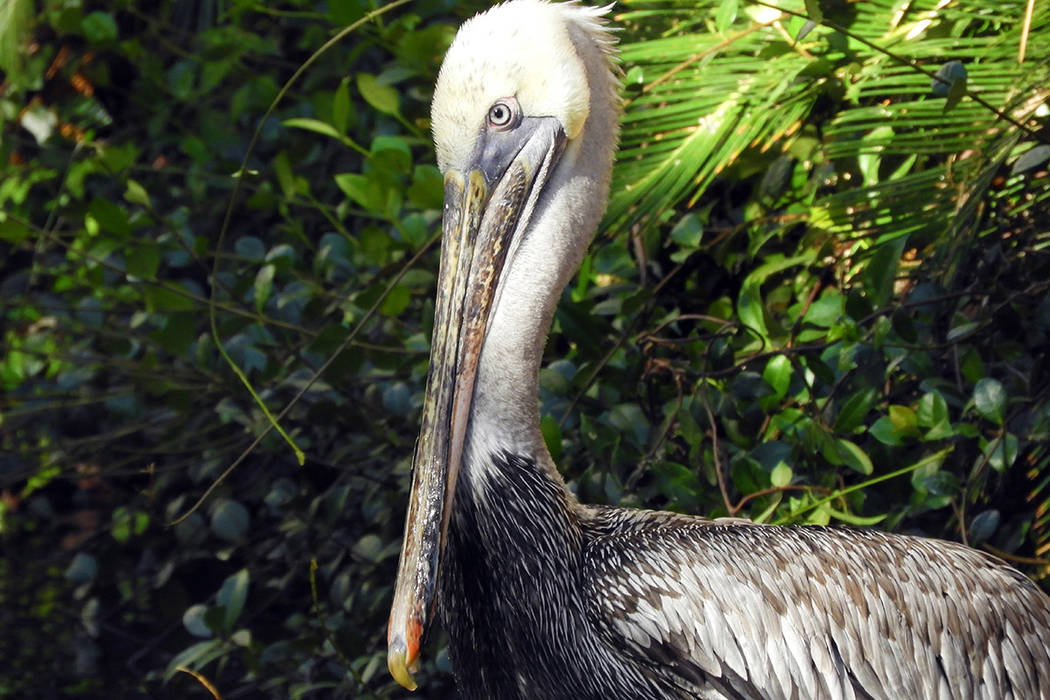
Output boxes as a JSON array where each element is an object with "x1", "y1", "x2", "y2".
[{"x1": 171, "y1": 0, "x2": 415, "y2": 525}]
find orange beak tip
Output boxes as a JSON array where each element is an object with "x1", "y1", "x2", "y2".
[{"x1": 387, "y1": 619, "x2": 423, "y2": 691}]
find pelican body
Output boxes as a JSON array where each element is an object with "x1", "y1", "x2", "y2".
[{"x1": 386, "y1": 2, "x2": 1050, "y2": 698}]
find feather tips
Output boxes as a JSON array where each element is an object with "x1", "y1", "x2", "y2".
[{"x1": 582, "y1": 516, "x2": 1050, "y2": 699}]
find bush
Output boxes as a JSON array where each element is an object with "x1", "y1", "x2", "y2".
[{"x1": 1, "y1": 0, "x2": 1047, "y2": 696}]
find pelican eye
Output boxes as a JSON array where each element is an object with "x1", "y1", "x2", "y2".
[{"x1": 487, "y1": 98, "x2": 519, "y2": 130}]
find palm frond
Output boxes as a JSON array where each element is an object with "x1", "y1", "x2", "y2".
[{"x1": 607, "y1": 0, "x2": 1050, "y2": 247}]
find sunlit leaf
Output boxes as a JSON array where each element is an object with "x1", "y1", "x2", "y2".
[
  {"x1": 770, "y1": 462, "x2": 792, "y2": 487},
  {"x1": 835, "y1": 438, "x2": 873, "y2": 475},
  {"x1": 973, "y1": 377, "x2": 1006, "y2": 425},
  {"x1": 762, "y1": 355, "x2": 791, "y2": 400},
  {"x1": 356, "y1": 73, "x2": 399, "y2": 116}
]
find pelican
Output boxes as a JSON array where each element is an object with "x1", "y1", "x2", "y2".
[{"x1": 386, "y1": 1, "x2": 1050, "y2": 697}]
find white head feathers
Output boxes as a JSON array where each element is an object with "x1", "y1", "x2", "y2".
[{"x1": 431, "y1": 0, "x2": 618, "y2": 173}]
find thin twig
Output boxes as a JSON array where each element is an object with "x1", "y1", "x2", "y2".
[
  {"x1": 205, "y1": 0, "x2": 414, "y2": 468},
  {"x1": 699, "y1": 381, "x2": 732, "y2": 515},
  {"x1": 169, "y1": 226, "x2": 440, "y2": 525}
]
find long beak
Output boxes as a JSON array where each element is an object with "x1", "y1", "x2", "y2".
[{"x1": 387, "y1": 118, "x2": 566, "y2": 690}]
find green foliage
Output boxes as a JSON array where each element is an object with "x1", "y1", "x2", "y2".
[{"x1": 1, "y1": 0, "x2": 1048, "y2": 697}]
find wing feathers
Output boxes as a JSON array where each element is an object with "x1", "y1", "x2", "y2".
[{"x1": 583, "y1": 516, "x2": 1050, "y2": 699}]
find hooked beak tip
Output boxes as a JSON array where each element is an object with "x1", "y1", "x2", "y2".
[{"x1": 387, "y1": 625, "x2": 421, "y2": 691}]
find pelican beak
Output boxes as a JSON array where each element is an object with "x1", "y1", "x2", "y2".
[{"x1": 387, "y1": 116, "x2": 566, "y2": 690}]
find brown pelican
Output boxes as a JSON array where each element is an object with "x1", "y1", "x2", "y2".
[{"x1": 386, "y1": 1, "x2": 1050, "y2": 697}]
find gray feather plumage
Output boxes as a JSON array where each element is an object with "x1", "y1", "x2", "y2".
[
  {"x1": 587, "y1": 511, "x2": 1050, "y2": 699},
  {"x1": 440, "y1": 450, "x2": 1050, "y2": 700}
]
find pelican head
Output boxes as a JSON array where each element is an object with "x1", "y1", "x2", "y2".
[{"x1": 387, "y1": 0, "x2": 620, "y2": 690}]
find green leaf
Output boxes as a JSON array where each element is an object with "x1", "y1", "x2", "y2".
[
  {"x1": 652, "y1": 461, "x2": 703, "y2": 508},
  {"x1": 0, "y1": 218, "x2": 31, "y2": 243},
  {"x1": 254, "y1": 264, "x2": 275, "y2": 312},
  {"x1": 282, "y1": 117, "x2": 343, "y2": 141},
  {"x1": 88, "y1": 198, "x2": 131, "y2": 237},
  {"x1": 182, "y1": 604, "x2": 213, "y2": 638},
  {"x1": 863, "y1": 237, "x2": 906, "y2": 306},
  {"x1": 382, "y1": 382, "x2": 411, "y2": 414},
  {"x1": 973, "y1": 377, "x2": 1005, "y2": 425},
  {"x1": 762, "y1": 354, "x2": 791, "y2": 400},
  {"x1": 153, "y1": 312, "x2": 196, "y2": 357},
  {"x1": 111, "y1": 507, "x2": 149, "y2": 543},
  {"x1": 737, "y1": 253, "x2": 813, "y2": 340},
  {"x1": 143, "y1": 285, "x2": 196, "y2": 312},
  {"x1": 919, "y1": 391, "x2": 954, "y2": 438},
  {"x1": 669, "y1": 213, "x2": 703, "y2": 259},
  {"x1": 984, "y1": 433, "x2": 1018, "y2": 473},
  {"x1": 124, "y1": 180, "x2": 151, "y2": 208},
  {"x1": 737, "y1": 281, "x2": 767, "y2": 340},
  {"x1": 81, "y1": 11, "x2": 118, "y2": 43},
  {"x1": 923, "y1": 419, "x2": 955, "y2": 441},
  {"x1": 806, "y1": 503, "x2": 832, "y2": 526},
  {"x1": 804, "y1": 0, "x2": 824, "y2": 22},
  {"x1": 833, "y1": 387, "x2": 876, "y2": 433},
  {"x1": 273, "y1": 151, "x2": 295, "y2": 199},
  {"x1": 210, "y1": 500, "x2": 249, "y2": 543},
  {"x1": 127, "y1": 243, "x2": 161, "y2": 279},
  {"x1": 889, "y1": 404, "x2": 919, "y2": 437},
  {"x1": 216, "y1": 569, "x2": 249, "y2": 632},
  {"x1": 715, "y1": 0, "x2": 738, "y2": 33},
  {"x1": 165, "y1": 639, "x2": 224, "y2": 679},
  {"x1": 235, "y1": 236, "x2": 266, "y2": 261},
  {"x1": 379, "y1": 284, "x2": 410, "y2": 317},
  {"x1": 858, "y1": 126, "x2": 893, "y2": 186},
  {"x1": 869, "y1": 416, "x2": 902, "y2": 446},
  {"x1": 916, "y1": 391, "x2": 948, "y2": 428},
  {"x1": 353, "y1": 533, "x2": 386, "y2": 563},
  {"x1": 0, "y1": 0, "x2": 33, "y2": 81},
  {"x1": 371, "y1": 135, "x2": 412, "y2": 175},
  {"x1": 332, "y1": 76, "x2": 352, "y2": 134},
  {"x1": 407, "y1": 165, "x2": 444, "y2": 211},
  {"x1": 803, "y1": 291, "x2": 844, "y2": 328},
  {"x1": 541, "y1": 414, "x2": 563, "y2": 462},
  {"x1": 356, "y1": 73, "x2": 399, "y2": 116},
  {"x1": 891, "y1": 309, "x2": 918, "y2": 343},
  {"x1": 770, "y1": 462, "x2": 792, "y2": 487},
  {"x1": 834, "y1": 438, "x2": 873, "y2": 475},
  {"x1": 335, "y1": 173, "x2": 385, "y2": 213},
  {"x1": 946, "y1": 320, "x2": 979, "y2": 342}
]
